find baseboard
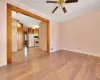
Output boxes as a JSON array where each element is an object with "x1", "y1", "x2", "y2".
[
  {"x1": 50, "y1": 48, "x2": 61, "y2": 53},
  {"x1": 60, "y1": 48, "x2": 100, "y2": 57},
  {"x1": 0, "y1": 63, "x2": 7, "y2": 67}
]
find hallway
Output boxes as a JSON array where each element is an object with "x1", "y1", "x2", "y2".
[
  {"x1": 12, "y1": 47, "x2": 48, "y2": 63},
  {"x1": 0, "y1": 48, "x2": 100, "y2": 80}
]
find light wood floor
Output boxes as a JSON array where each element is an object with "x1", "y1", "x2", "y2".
[{"x1": 0, "y1": 47, "x2": 100, "y2": 80}]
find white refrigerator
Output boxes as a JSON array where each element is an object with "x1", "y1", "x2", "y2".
[{"x1": 28, "y1": 34, "x2": 34, "y2": 47}]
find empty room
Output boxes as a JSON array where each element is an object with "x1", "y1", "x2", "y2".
[{"x1": 0, "y1": 0, "x2": 100, "y2": 80}]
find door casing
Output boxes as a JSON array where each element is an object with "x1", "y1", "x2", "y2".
[{"x1": 7, "y1": 3, "x2": 50, "y2": 64}]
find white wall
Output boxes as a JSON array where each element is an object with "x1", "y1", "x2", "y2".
[
  {"x1": 61, "y1": 11, "x2": 100, "y2": 56},
  {"x1": 39, "y1": 21, "x2": 60, "y2": 52},
  {"x1": 39, "y1": 22, "x2": 47, "y2": 51},
  {"x1": 50, "y1": 21, "x2": 60, "y2": 52},
  {"x1": 12, "y1": 27, "x2": 17, "y2": 52},
  {"x1": 0, "y1": 0, "x2": 7, "y2": 66}
]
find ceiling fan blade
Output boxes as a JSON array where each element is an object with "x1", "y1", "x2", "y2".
[
  {"x1": 52, "y1": 6, "x2": 58, "y2": 13},
  {"x1": 65, "y1": 0, "x2": 78, "y2": 3},
  {"x1": 62, "y1": 7, "x2": 67, "y2": 13},
  {"x1": 46, "y1": 1, "x2": 57, "y2": 3}
]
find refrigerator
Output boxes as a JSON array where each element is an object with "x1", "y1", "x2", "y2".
[{"x1": 28, "y1": 34, "x2": 34, "y2": 47}]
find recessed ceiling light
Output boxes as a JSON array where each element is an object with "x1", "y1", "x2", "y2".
[
  {"x1": 32, "y1": 27, "x2": 35, "y2": 29},
  {"x1": 34, "y1": 25, "x2": 39, "y2": 28}
]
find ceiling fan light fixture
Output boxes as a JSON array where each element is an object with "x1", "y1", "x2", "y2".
[
  {"x1": 47, "y1": 0, "x2": 78, "y2": 13},
  {"x1": 56, "y1": 0, "x2": 64, "y2": 4}
]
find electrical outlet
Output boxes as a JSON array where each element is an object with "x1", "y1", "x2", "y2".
[{"x1": 51, "y1": 48, "x2": 53, "y2": 50}]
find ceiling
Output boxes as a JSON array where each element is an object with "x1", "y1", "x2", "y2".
[
  {"x1": 11, "y1": 0, "x2": 100, "y2": 22},
  {"x1": 12, "y1": 11, "x2": 41, "y2": 28}
]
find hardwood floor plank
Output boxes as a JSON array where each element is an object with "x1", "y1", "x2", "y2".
[{"x1": 0, "y1": 47, "x2": 99, "y2": 80}]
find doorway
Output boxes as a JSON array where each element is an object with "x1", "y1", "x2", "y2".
[
  {"x1": 7, "y1": 4, "x2": 50, "y2": 64},
  {"x1": 24, "y1": 32, "x2": 28, "y2": 47}
]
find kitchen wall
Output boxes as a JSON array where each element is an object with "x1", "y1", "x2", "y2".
[
  {"x1": 12, "y1": 22, "x2": 24, "y2": 52},
  {"x1": 12, "y1": 27, "x2": 17, "y2": 52},
  {"x1": 61, "y1": 10, "x2": 100, "y2": 56},
  {"x1": 39, "y1": 22, "x2": 47, "y2": 51}
]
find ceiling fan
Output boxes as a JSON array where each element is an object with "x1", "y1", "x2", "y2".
[{"x1": 46, "y1": 0, "x2": 78, "y2": 13}]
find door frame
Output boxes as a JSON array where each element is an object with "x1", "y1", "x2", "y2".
[{"x1": 7, "y1": 3, "x2": 50, "y2": 64}]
